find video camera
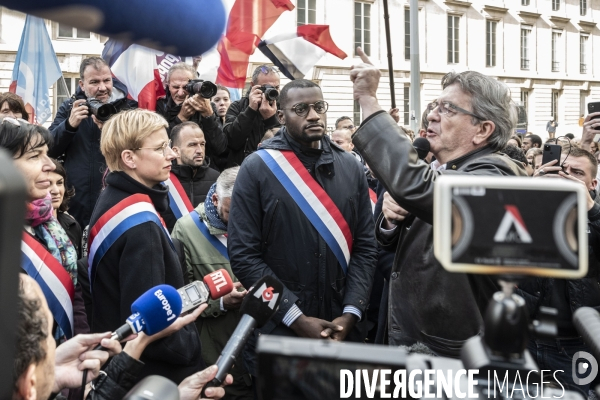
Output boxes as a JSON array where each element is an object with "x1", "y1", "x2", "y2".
[
  {"x1": 257, "y1": 176, "x2": 592, "y2": 399},
  {"x1": 185, "y1": 79, "x2": 218, "y2": 99},
  {"x1": 258, "y1": 84, "x2": 279, "y2": 101}
]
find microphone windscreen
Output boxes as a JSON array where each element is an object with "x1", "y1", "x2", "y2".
[
  {"x1": 3, "y1": 0, "x2": 226, "y2": 57},
  {"x1": 131, "y1": 284, "x2": 182, "y2": 335},
  {"x1": 240, "y1": 275, "x2": 284, "y2": 328},
  {"x1": 203, "y1": 269, "x2": 234, "y2": 300},
  {"x1": 413, "y1": 137, "x2": 431, "y2": 160},
  {"x1": 124, "y1": 375, "x2": 179, "y2": 400}
]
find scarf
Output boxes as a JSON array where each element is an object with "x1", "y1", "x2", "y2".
[
  {"x1": 204, "y1": 183, "x2": 228, "y2": 231},
  {"x1": 26, "y1": 193, "x2": 78, "y2": 285}
]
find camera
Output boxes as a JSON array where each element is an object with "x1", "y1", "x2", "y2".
[
  {"x1": 259, "y1": 84, "x2": 279, "y2": 101},
  {"x1": 184, "y1": 79, "x2": 217, "y2": 99},
  {"x1": 86, "y1": 98, "x2": 118, "y2": 122}
]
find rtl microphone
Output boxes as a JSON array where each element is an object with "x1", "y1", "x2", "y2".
[
  {"x1": 206, "y1": 275, "x2": 284, "y2": 388},
  {"x1": 573, "y1": 307, "x2": 600, "y2": 363},
  {"x1": 179, "y1": 269, "x2": 235, "y2": 313},
  {"x1": 413, "y1": 137, "x2": 431, "y2": 160}
]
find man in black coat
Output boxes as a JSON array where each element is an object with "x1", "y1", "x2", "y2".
[
  {"x1": 223, "y1": 65, "x2": 281, "y2": 168},
  {"x1": 49, "y1": 57, "x2": 137, "y2": 228},
  {"x1": 228, "y1": 79, "x2": 377, "y2": 375},
  {"x1": 162, "y1": 121, "x2": 220, "y2": 231},
  {"x1": 349, "y1": 48, "x2": 527, "y2": 357},
  {"x1": 156, "y1": 62, "x2": 227, "y2": 169}
]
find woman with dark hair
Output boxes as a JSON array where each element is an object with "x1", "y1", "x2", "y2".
[
  {"x1": 0, "y1": 117, "x2": 88, "y2": 346},
  {"x1": 49, "y1": 159, "x2": 82, "y2": 258},
  {"x1": 0, "y1": 92, "x2": 29, "y2": 120}
]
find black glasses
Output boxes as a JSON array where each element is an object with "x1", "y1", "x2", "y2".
[
  {"x1": 287, "y1": 101, "x2": 329, "y2": 117},
  {"x1": 259, "y1": 65, "x2": 279, "y2": 75},
  {"x1": 132, "y1": 140, "x2": 172, "y2": 157},
  {"x1": 427, "y1": 101, "x2": 486, "y2": 121}
]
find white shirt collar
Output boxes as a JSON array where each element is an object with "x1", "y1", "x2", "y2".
[{"x1": 430, "y1": 159, "x2": 447, "y2": 171}]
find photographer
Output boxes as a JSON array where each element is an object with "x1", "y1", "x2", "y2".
[
  {"x1": 49, "y1": 57, "x2": 137, "y2": 228},
  {"x1": 523, "y1": 147, "x2": 600, "y2": 396},
  {"x1": 349, "y1": 48, "x2": 527, "y2": 357},
  {"x1": 156, "y1": 62, "x2": 227, "y2": 170},
  {"x1": 223, "y1": 65, "x2": 281, "y2": 168}
]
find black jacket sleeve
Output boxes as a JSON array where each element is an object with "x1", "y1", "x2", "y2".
[
  {"x1": 200, "y1": 113, "x2": 228, "y2": 156},
  {"x1": 48, "y1": 99, "x2": 78, "y2": 157},
  {"x1": 87, "y1": 352, "x2": 145, "y2": 400},
  {"x1": 223, "y1": 100, "x2": 260, "y2": 151},
  {"x1": 227, "y1": 158, "x2": 299, "y2": 324}
]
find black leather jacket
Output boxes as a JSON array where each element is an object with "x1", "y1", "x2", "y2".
[{"x1": 352, "y1": 110, "x2": 528, "y2": 357}]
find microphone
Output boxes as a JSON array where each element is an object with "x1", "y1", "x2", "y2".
[
  {"x1": 413, "y1": 137, "x2": 431, "y2": 160},
  {"x1": 180, "y1": 269, "x2": 235, "y2": 313},
  {"x1": 207, "y1": 275, "x2": 284, "y2": 387},
  {"x1": 124, "y1": 375, "x2": 179, "y2": 400},
  {"x1": 573, "y1": 307, "x2": 600, "y2": 362}
]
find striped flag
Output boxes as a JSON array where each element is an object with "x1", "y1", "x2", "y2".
[
  {"x1": 258, "y1": 25, "x2": 347, "y2": 81},
  {"x1": 9, "y1": 15, "x2": 62, "y2": 124}
]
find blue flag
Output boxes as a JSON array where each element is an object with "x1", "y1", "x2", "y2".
[{"x1": 10, "y1": 15, "x2": 62, "y2": 124}]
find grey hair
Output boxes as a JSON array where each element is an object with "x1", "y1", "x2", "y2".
[
  {"x1": 441, "y1": 71, "x2": 517, "y2": 151},
  {"x1": 167, "y1": 62, "x2": 196, "y2": 84},
  {"x1": 216, "y1": 166, "x2": 240, "y2": 200},
  {"x1": 80, "y1": 56, "x2": 109, "y2": 80},
  {"x1": 251, "y1": 65, "x2": 279, "y2": 85}
]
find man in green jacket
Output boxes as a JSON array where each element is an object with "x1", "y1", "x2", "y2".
[{"x1": 172, "y1": 166, "x2": 252, "y2": 399}]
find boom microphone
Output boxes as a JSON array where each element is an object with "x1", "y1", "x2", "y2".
[
  {"x1": 413, "y1": 137, "x2": 431, "y2": 161},
  {"x1": 207, "y1": 275, "x2": 284, "y2": 387},
  {"x1": 573, "y1": 307, "x2": 600, "y2": 363}
]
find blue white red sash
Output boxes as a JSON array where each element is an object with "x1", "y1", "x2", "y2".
[
  {"x1": 88, "y1": 194, "x2": 174, "y2": 289},
  {"x1": 369, "y1": 188, "x2": 377, "y2": 214},
  {"x1": 190, "y1": 210, "x2": 229, "y2": 261},
  {"x1": 256, "y1": 149, "x2": 353, "y2": 274},
  {"x1": 22, "y1": 233, "x2": 75, "y2": 338},
  {"x1": 165, "y1": 172, "x2": 194, "y2": 219}
]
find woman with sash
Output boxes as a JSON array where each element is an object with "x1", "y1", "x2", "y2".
[
  {"x1": 0, "y1": 117, "x2": 89, "y2": 345},
  {"x1": 89, "y1": 109, "x2": 203, "y2": 384}
]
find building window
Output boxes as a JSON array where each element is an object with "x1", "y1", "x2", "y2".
[
  {"x1": 58, "y1": 23, "x2": 90, "y2": 39},
  {"x1": 551, "y1": 30, "x2": 561, "y2": 72},
  {"x1": 580, "y1": 0, "x2": 587, "y2": 16},
  {"x1": 55, "y1": 77, "x2": 77, "y2": 116},
  {"x1": 404, "y1": 8, "x2": 410, "y2": 60},
  {"x1": 521, "y1": 90, "x2": 529, "y2": 116},
  {"x1": 580, "y1": 34, "x2": 588, "y2": 74},
  {"x1": 355, "y1": 2, "x2": 371, "y2": 56},
  {"x1": 522, "y1": 0, "x2": 530, "y2": 5},
  {"x1": 486, "y1": 20, "x2": 497, "y2": 67},
  {"x1": 353, "y1": 100, "x2": 362, "y2": 125},
  {"x1": 297, "y1": 0, "x2": 316, "y2": 26},
  {"x1": 552, "y1": 0, "x2": 560, "y2": 11},
  {"x1": 403, "y1": 85, "x2": 410, "y2": 125},
  {"x1": 520, "y1": 27, "x2": 531, "y2": 70},
  {"x1": 447, "y1": 15, "x2": 459, "y2": 64},
  {"x1": 551, "y1": 90, "x2": 559, "y2": 121}
]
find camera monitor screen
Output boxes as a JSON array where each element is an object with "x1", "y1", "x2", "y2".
[
  {"x1": 257, "y1": 335, "x2": 407, "y2": 400},
  {"x1": 433, "y1": 176, "x2": 588, "y2": 278}
]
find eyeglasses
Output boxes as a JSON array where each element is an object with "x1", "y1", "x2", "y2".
[
  {"x1": 427, "y1": 101, "x2": 486, "y2": 121},
  {"x1": 132, "y1": 140, "x2": 172, "y2": 157},
  {"x1": 287, "y1": 101, "x2": 329, "y2": 117},
  {"x1": 259, "y1": 65, "x2": 279, "y2": 75}
]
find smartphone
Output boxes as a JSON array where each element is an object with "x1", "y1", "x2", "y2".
[
  {"x1": 587, "y1": 101, "x2": 600, "y2": 131},
  {"x1": 542, "y1": 144, "x2": 562, "y2": 173}
]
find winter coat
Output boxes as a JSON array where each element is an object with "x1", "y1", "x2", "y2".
[
  {"x1": 161, "y1": 162, "x2": 219, "y2": 232},
  {"x1": 57, "y1": 212, "x2": 82, "y2": 259},
  {"x1": 48, "y1": 80, "x2": 137, "y2": 228},
  {"x1": 353, "y1": 110, "x2": 528, "y2": 358},
  {"x1": 228, "y1": 128, "x2": 377, "y2": 374},
  {"x1": 222, "y1": 94, "x2": 280, "y2": 168},
  {"x1": 88, "y1": 171, "x2": 203, "y2": 384}
]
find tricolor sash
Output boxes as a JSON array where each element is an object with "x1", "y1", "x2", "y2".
[
  {"x1": 256, "y1": 149, "x2": 353, "y2": 274},
  {"x1": 88, "y1": 194, "x2": 175, "y2": 289},
  {"x1": 190, "y1": 210, "x2": 229, "y2": 261},
  {"x1": 22, "y1": 233, "x2": 75, "y2": 338},
  {"x1": 368, "y1": 188, "x2": 377, "y2": 214},
  {"x1": 165, "y1": 173, "x2": 194, "y2": 219}
]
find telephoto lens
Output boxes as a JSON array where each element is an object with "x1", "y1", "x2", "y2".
[
  {"x1": 185, "y1": 79, "x2": 218, "y2": 99},
  {"x1": 86, "y1": 98, "x2": 118, "y2": 122}
]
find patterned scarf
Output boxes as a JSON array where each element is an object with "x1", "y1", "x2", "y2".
[
  {"x1": 204, "y1": 183, "x2": 228, "y2": 231},
  {"x1": 26, "y1": 193, "x2": 78, "y2": 285}
]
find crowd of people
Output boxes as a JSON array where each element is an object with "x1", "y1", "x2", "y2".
[{"x1": 4, "y1": 47, "x2": 600, "y2": 400}]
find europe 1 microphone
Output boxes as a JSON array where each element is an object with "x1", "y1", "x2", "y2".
[{"x1": 202, "y1": 275, "x2": 284, "y2": 394}]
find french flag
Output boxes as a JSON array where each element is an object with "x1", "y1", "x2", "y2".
[
  {"x1": 258, "y1": 25, "x2": 347, "y2": 81},
  {"x1": 102, "y1": 40, "x2": 181, "y2": 111},
  {"x1": 10, "y1": 15, "x2": 62, "y2": 124}
]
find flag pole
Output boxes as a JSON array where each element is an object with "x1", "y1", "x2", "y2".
[
  {"x1": 382, "y1": 0, "x2": 396, "y2": 109},
  {"x1": 409, "y1": 0, "x2": 421, "y2": 133}
]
